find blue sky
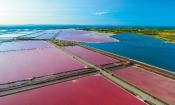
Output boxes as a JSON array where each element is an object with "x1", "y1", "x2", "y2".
[{"x1": 0, "y1": 0, "x2": 174, "y2": 26}]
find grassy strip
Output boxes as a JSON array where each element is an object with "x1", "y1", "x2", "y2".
[
  {"x1": 82, "y1": 28, "x2": 175, "y2": 43},
  {"x1": 50, "y1": 40, "x2": 79, "y2": 46}
]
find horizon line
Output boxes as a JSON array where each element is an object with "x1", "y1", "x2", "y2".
[{"x1": 0, "y1": 24, "x2": 175, "y2": 28}]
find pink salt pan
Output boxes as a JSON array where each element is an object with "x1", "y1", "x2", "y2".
[
  {"x1": 0, "y1": 48, "x2": 84, "y2": 84},
  {"x1": 0, "y1": 40, "x2": 54, "y2": 52},
  {"x1": 112, "y1": 66, "x2": 175, "y2": 105},
  {"x1": 56, "y1": 29, "x2": 116, "y2": 43},
  {"x1": 65, "y1": 46, "x2": 116, "y2": 66},
  {"x1": 0, "y1": 75, "x2": 145, "y2": 105}
]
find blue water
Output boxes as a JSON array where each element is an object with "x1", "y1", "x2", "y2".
[{"x1": 83, "y1": 33, "x2": 175, "y2": 72}]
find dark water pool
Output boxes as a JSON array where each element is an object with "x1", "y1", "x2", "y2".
[{"x1": 83, "y1": 33, "x2": 175, "y2": 72}]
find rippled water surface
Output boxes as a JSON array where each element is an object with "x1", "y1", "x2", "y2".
[{"x1": 83, "y1": 33, "x2": 175, "y2": 72}]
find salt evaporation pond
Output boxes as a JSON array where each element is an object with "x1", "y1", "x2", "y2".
[
  {"x1": 0, "y1": 29, "x2": 116, "y2": 43},
  {"x1": 21, "y1": 30, "x2": 61, "y2": 39},
  {"x1": 0, "y1": 75, "x2": 145, "y2": 105},
  {"x1": 0, "y1": 48, "x2": 84, "y2": 84},
  {"x1": 56, "y1": 29, "x2": 117, "y2": 43},
  {"x1": 0, "y1": 30, "x2": 40, "y2": 40},
  {"x1": 112, "y1": 66, "x2": 175, "y2": 104},
  {"x1": 0, "y1": 40, "x2": 54, "y2": 52},
  {"x1": 65, "y1": 46, "x2": 116, "y2": 66}
]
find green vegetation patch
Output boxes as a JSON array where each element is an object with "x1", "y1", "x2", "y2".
[
  {"x1": 82, "y1": 28, "x2": 175, "y2": 43},
  {"x1": 50, "y1": 40, "x2": 79, "y2": 46}
]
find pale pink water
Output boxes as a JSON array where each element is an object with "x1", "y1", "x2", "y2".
[
  {"x1": 0, "y1": 75, "x2": 145, "y2": 105},
  {"x1": 112, "y1": 66, "x2": 175, "y2": 105},
  {"x1": 0, "y1": 48, "x2": 84, "y2": 84},
  {"x1": 65, "y1": 46, "x2": 116, "y2": 66},
  {"x1": 56, "y1": 29, "x2": 116, "y2": 43},
  {"x1": 0, "y1": 41, "x2": 54, "y2": 52}
]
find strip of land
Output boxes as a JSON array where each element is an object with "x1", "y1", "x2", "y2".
[{"x1": 82, "y1": 28, "x2": 175, "y2": 43}]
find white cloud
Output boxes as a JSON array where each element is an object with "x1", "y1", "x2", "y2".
[{"x1": 94, "y1": 10, "x2": 109, "y2": 16}]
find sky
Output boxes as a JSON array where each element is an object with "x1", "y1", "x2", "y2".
[{"x1": 0, "y1": 0, "x2": 175, "y2": 26}]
